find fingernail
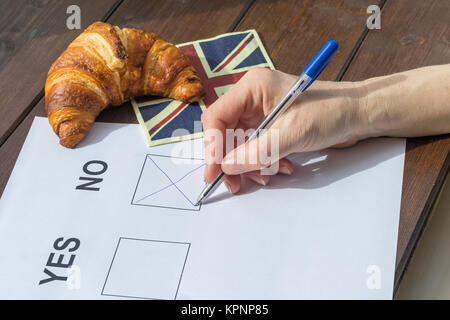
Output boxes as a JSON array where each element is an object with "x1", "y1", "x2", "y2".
[
  {"x1": 248, "y1": 174, "x2": 267, "y2": 186},
  {"x1": 279, "y1": 165, "x2": 293, "y2": 175},
  {"x1": 222, "y1": 153, "x2": 237, "y2": 166},
  {"x1": 224, "y1": 180, "x2": 233, "y2": 194}
]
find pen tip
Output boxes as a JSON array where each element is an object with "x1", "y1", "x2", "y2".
[{"x1": 194, "y1": 200, "x2": 201, "y2": 206}]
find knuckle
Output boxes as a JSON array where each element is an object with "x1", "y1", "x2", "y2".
[
  {"x1": 201, "y1": 109, "x2": 210, "y2": 123},
  {"x1": 246, "y1": 67, "x2": 270, "y2": 78}
]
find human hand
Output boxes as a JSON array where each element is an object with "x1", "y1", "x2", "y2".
[{"x1": 201, "y1": 68, "x2": 369, "y2": 194}]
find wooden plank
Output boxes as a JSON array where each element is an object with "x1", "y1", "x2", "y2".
[
  {"x1": 236, "y1": 0, "x2": 375, "y2": 78},
  {"x1": 96, "y1": 0, "x2": 253, "y2": 123},
  {"x1": 0, "y1": 0, "x2": 375, "y2": 194},
  {"x1": 0, "y1": 100, "x2": 46, "y2": 197},
  {"x1": 341, "y1": 0, "x2": 450, "y2": 290},
  {"x1": 0, "y1": 0, "x2": 251, "y2": 195},
  {"x1": 3, "y1": 0, "x2": 447, "y2": 298},
  {"x1": 0, "y1": 0, "x2": 119, "y2": 147}
]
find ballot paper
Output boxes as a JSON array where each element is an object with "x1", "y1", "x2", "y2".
[{"x1": 0, "y1": 117, "x2": 405, "y2": 299}]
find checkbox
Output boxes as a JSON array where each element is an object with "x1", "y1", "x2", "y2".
[
  {"x1": 131, "y1": 154, "x2": 204, "y2": 211},
  {"x1": 102, "y1": 238, "x2": 190, "y2": 300}
]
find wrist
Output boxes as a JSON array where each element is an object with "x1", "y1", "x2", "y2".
[
  {"x1": 354, "y1": 78, "x2": 387, "y2": 140},
  {"x1": 357, "y1": 66, "x2": 450, "y2": 139},
  {"x1": 357, "y1": 76, "x2": 403, "y2": 139},
  {"x1": 345, "y1": 80, "x2": 372, "y2": 142}
]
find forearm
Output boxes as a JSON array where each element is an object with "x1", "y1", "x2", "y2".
[{"x1": 360, "y1": 64, "x2": 450, "y2": 139}]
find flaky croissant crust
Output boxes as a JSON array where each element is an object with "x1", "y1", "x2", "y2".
[{"x1": 45, "y1": 22, "x2": 205, "y2": 148}]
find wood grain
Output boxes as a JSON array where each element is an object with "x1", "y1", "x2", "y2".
[
  {"x1": 0, "y1": 0, "x2": 119, "y2": 147},
  {"x1": 341, "y1": 0, "x2": 450, "y2": 290},
  {"x1": 0, "y1": 99, "x2": 46, "y2": 197},
  {"x1": 0, "y1": 0, "x2": 252, "y2": 195},
  {"x1": 236, "y1": 0, "x2": 374, "y2": 79},
  {"x1": 0, "y1": 0, "x2": 449, "y2": 296},
  {"x1": 0, "y1": 0, "x2": 374, "y2": 194},
  {"x1": 96, "y1": 0, "x2": 253, "y2": 124}
]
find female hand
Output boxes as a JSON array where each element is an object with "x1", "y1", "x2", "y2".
[{"x1": 201, "y1": 67, "x2": 369, "y2": 194}]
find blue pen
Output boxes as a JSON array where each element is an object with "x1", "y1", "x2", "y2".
[{"x1": 195, "y1": 40, "x2": 339, "y2": 205}]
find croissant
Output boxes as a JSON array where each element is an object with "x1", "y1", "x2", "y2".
[{"x1": 45, "y1": 22, "x2": 205, "y2": 148}]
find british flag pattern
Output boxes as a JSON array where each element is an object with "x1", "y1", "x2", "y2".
[{"x1": 132, "y1": 30, "x2": 275, "y2": 147}]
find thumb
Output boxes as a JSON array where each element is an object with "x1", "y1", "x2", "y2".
[{"x1": 221, "y1": 128, "x2": 284, "y2": 175}]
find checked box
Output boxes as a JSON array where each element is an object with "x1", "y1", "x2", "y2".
[{"x1": 131, "y1": 154, "x2": 205, "y2": 211}]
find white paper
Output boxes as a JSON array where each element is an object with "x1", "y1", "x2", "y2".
[{"x1": 0, "y1": 117, "x2": 405, "y2": 299}]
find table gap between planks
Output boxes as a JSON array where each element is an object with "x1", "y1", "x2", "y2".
[
  {"x1": 0, "y1": 0, "x2": 448, "y2": 294},
  {"x1": 341, "y1": 0, "x2": 450, "y2": 293}
]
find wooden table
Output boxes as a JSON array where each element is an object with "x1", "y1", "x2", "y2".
[{"x1": 0, "y1": 0, "x2": 448, "y2": 295}]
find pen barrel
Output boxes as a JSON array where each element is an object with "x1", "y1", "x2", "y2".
[{"x1": 248, "y1": 72, "x2": 311, "y2": 141}]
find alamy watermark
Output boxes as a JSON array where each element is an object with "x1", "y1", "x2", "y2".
[
  {"x1": 66, "y1": 5, "x2": 81, "y2": 30},
  {"x1": 366, "y1": 5, "x2": 381, "y2": 30},
  {"x1": 66, "y1": 265, "x2": 81, "y2": 290},
  {"x1": 170, "y1": 122, "x2": 281, "y2": 175},
  {"x1": 366, "y1": 265, "x2": 381, "y2": 290}
]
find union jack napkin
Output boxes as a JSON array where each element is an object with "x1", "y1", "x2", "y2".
[{"x1": 132, "y1": 30, "x2": 275, "y2": 147}]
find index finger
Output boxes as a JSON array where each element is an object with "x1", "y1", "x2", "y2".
[{"x1": 201, "y1": 80, "x2": 252, "y2": 183}]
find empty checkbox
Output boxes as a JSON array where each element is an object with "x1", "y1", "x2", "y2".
[{"x1": 102, "y1": 237, "x2": 190, "y2": 300}]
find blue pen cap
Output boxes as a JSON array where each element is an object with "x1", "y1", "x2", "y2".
[{"x1": 302, "y1": 40, "x2": 339, "y2": 81}]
